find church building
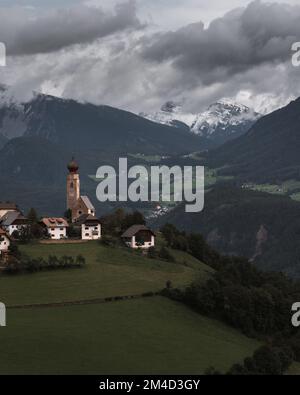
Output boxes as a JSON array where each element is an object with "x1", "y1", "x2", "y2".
[{"x1": 66, "y1": 158, "x2": 95, "y2": 222}]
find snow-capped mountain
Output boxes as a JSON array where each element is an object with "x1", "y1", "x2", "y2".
[
  {"x1": 140, "y1": 101, "x2": 196, "y2": 130},
  {"x1": 141, "y1": 99, "x2": 261, "y2": 146}
]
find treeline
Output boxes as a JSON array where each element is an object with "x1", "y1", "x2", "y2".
[
  {"x1": 160, "y1": 223, "x2": 225, "y2": 270},
  {"x1": 160, "y1": 223, "x2": 300, "y2": 374},
  {"x1": 3, "y1": 253, "x2": 86, "y2": 274},
  {"x1": 206, "y1": 344, "x2": 294, "y2": 375},
  {"x1": 100, "y1": 208, "x2": 146, "y2": 236}
]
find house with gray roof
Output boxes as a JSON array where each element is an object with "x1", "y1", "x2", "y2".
[
  {"x1": 0, "y1": 212, "x2": 28, "y2": 236},
  {"x1": 121, "y1": 225, "x2": 155, "y2": 249}
]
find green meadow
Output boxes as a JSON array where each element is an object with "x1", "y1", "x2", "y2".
[
  {"x1": 0, "y1": 242, "x2": 212, "y2": 306},
  {"x1": 0, "y1": 297, "x2": 259, "y2": 375},
  {"x1": 0, "y1": 242, "x2": 260, "y2": 374}
]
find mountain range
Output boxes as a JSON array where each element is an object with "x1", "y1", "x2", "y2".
[
  {"x1": 141, "y1": 99, "x2": 260, "y2": 146},
  {"x1": 2, "y1": 86, "x2": 300, "y2": 277},
  {"x1": 207, "y1": 97, "x2": 300, "y2": 183},
  {"x1": 0, "y1": 86, "x2": 213, "y2": 215},
  {"x1": 0, "y1": 86, "x2": 211, "y2": 158}
]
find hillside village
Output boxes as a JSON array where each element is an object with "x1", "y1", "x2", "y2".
[{"x1": 0, "y1": 159, "x2": 155, "y2": 262}]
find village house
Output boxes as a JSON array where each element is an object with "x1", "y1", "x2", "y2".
[
  {"x1": 121, "y1": 225, "x2": 155, "y2": 249},
  {"x1": 66, "y1": 159, "x2": 95, "y2": 222},
  {"x1": 0, "y1": 212, "x2": 29, "y2": 236},
  {"x1": 75, "y1": 214, "x2": 102, "y2": 240},
  {"x1": 41, "y1": 218, "x2": 69, "y2": 240},
  {"x1": 0, "y1": 228, "x2": 11, "y2": 256},
  {"x1": 0, "y1": 202, "x2": 19, "y2": 219}
]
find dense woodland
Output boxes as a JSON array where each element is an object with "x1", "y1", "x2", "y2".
[
  {"x1": 159, "y1": 223, "x2": 300, "y2": 375},
  {"x1": 155, "y1": 184, "x2": 300, "y2": 278}
]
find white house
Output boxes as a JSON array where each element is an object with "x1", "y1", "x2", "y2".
[
  {"x1": 121, "y1": 225, "x2": 155, "y2": 249},
  {"x1": 75, "y1": 214, "x2": 101, "y2": 240},
  {"x1": 0, "y1": 212, "x2": 29, "y2": 236},
  {"x1": 41, "y1": 218, "x2": 69, "y2": 240},
  {"x1": 0, "y1": 228, "x2": 11, "y2": 255}
]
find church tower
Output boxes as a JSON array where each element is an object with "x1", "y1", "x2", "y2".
[{"x1": 66, "y1": 158, "x2": 80, "y2": 212}]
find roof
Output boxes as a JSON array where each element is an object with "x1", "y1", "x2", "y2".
[
  {"x1": 121, "y1": 225, "x2": 155, "y2": 238},
  {"x1": 74, "y1": 214, "x2": 100, "y2": 226},
  {"x1": 0, "y1": 202, "x2": 18, "y2": 210},
  {"x1": 80, "y1": 196, "x2": 95, "y2": 211},
  {"x1": 41, "y1": 218, "x2": 69, "y2": 228},
  {"x1": 0, "y1": 211, "x2": 27, "y2": 226}
]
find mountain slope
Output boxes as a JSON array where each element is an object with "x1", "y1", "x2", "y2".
[
  {"x1": 208, "y1": 97, "x2": 300, "y2": 183},
  {"x1": 141, "y1": 99, "x2": 260, "y2": 146},
  {"x1": 0, "y1": 90, "x2": 212, "y2": 156},
  {"x1": 0, "y1": 133, "x2": 7, "y2": 149},
  {"x1": 153, "y1": 185, "x2": 300, "y2": 278}
]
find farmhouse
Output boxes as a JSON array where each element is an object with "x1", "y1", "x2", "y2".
[
  {"x1": 121, "y1": 225, "x2": 155, "y2": 249},
  {"x1": 75, "y1": 214, "x2": 102, "y2": 240},
  {"x1": 0, "y1": 228, "x2": 10, "y2": 255},
  {"x1": 66, "y1": 159, "x2": 95, "y2": 222},
  {"x1": 0, "y1": 212, "x2": 29, "y2": 236},
  {"x1": 0, "y1": 202, "x2": 19, "y2": 219},
  {"x1": 41, "y1": 218, "x2": 69, "y2": 240}
]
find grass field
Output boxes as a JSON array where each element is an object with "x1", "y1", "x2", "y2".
[
  {"x1": 242, "y1": 180, "x2": 300, "y2": 201},
  {"x1": 0, "y1": 242, "x2": 261, "y2": 374},
  {"x1": 287, "y1": 362, "x2": 300, "y2": 375},
  {"x1": 0, "y1": 297, "x2": 260, "y2": 375},
  {"x1": 0, "y1": 241, "x2": 213, "y2": 306}
]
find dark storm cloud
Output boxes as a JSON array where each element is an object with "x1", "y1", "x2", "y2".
[
  {"x1": 141, "y1": 0, "x2": 300, "y2": 83},
  {"x1": 0, "y1": 1, "x2": 142, "y2": 55}
]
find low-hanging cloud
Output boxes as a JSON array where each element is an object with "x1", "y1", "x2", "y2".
[
  {"x1": 1, "y1": 0, "x2": 300, "y2": 116},
  {"x1": 141, "y1": 0, "x2": 300, "y2": 83},
  {"x1": 0, "y1": 0, "x2": 142, "y2": 56}
]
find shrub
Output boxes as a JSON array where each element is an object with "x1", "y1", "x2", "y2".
[{"x1": 159, "y1": 247, "x2": 175, "y2": 262}]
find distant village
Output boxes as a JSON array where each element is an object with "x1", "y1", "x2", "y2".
[{"x1": 0, "y1": 159, "x2": 156, "y2": 260}]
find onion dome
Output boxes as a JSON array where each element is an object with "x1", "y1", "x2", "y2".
[{"x1": 67, "y1": 158, "x2": 79, "y2": 173}]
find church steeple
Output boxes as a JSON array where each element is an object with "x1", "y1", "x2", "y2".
[
  {"x1": 67, "y1": 157, "x2": 79, "y2": 174},
  {"x1": 66, "y1": 157, "x2": 80, "y2": 214}
]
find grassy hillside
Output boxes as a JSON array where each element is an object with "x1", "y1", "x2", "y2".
[
  {"x1": 0, "y1": 241, "x2": 213, "y2": 306},
  {"x1": 0, "y1": 297, "x2": 260, "y2": 374}
]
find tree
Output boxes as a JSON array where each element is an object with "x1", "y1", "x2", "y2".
[
  {"x1": 159, "y1": 247, "x2": 175, "y2": 262},
  {"x1": 122, "y1": 211, "x2": 146, "y2": 231},
  {"x1": 27, "y1": 208, "x2": 39, "y2": 224},
  {"x1": 27, "y1": 208, "x2": 44, "y2": 239},
  {"x1": 64, "y1": 209, "x2": 72, "y2": 222}
]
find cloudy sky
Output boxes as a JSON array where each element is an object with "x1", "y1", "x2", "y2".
[{"x1": 1, "y1": 0, "x2": 300, "y2": 114}]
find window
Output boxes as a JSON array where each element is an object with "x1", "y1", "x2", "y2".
[{"x1": 85, "y1": 233, "x2": 89, "y2": 237}]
